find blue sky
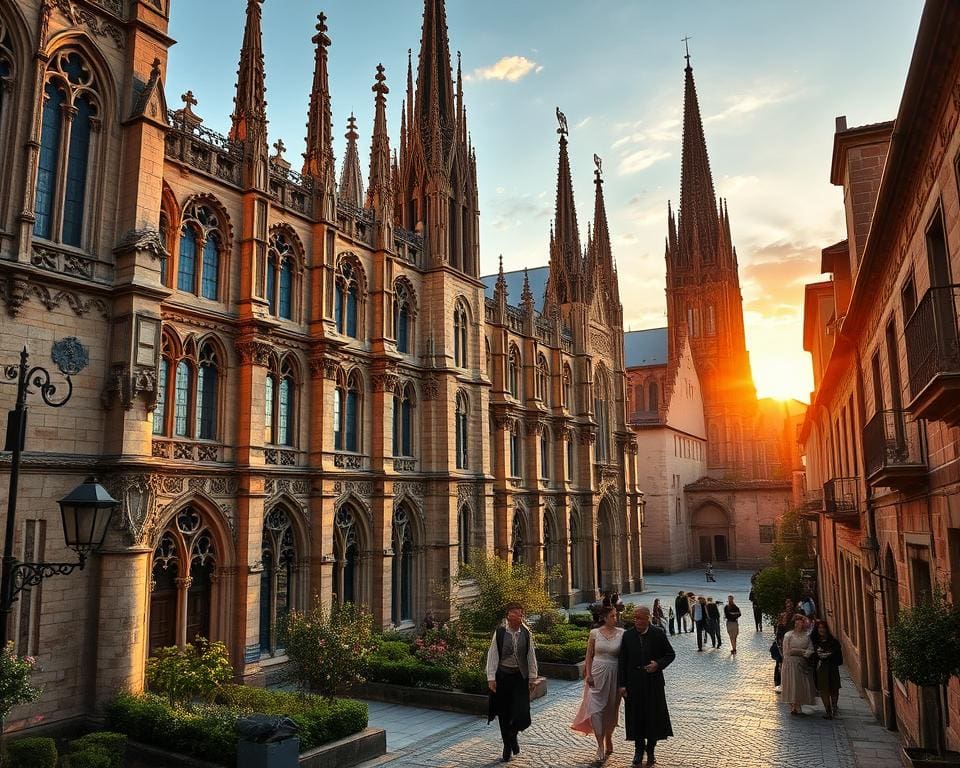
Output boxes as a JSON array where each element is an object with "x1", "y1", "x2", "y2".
[{"x1": 166, "y1": 0, "x2": 924, "y2": 400}]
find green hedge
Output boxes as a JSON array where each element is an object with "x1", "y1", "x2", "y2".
[
  {"x1": 68, "y1": 732, "x2": 127, "y2": 768},
  {"x1": 568, "y1": 612, "x2": 594, "y2": 628},
  {"x1": 68, "y1": 750, "x2": 112, "y2": 768},
  {"x1": 6, "y1": 737, "x2": 58, "y2": 768},
  {"x1": 106, "y1": 688, "x2": 367, "y2": 763},
  {"x1": 535, "y1": 639, "x2": 587, "y2": 664},
  {"x1": 366, "y1": 654, "x2": 453, "y2": 688}
]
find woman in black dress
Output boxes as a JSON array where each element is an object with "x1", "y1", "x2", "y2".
[{"x1": 811, "y1": 619, "x2": 843, "y2": 719}]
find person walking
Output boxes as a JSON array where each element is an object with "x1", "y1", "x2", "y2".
[
  {"x1": 748, "y1": 585, "x2": 763, "y2": 632},
  {"x1": 673, "y1": 591, "x2": 689, "y2": 634},
  {"x1": 686, "y1": 592, "x2": 697, "y2": 633},
  {"x1": 486, "y1": 602, "x2": 539, "y2": 762},
  {"x1": 705, "y1": 597, "x2": 722, "y2": 648},
  {"x1": 692, "y1": 596, "x2": 707, "y2": 651},
  {"x1": 781, "y1": 613, "x2": 816, "y2": 715},
  {"x1": 723, "y1": 595, "x2": 742, "y2": 654},
  {"x1": 811, "y1": 619, "x2": 843, "y2": 719},
  {"x1": 617, "y1": 606, "x2": 675, "y2": 767},
  {"x1": 651, "y1": 599, "x2": 665, "y2": 629},
  {"x1": 572, "y1": 605, "x2": 624, "y2": 764},
  {"x1": 705, "y1": 562, "x2": 716, "y2": 582}
]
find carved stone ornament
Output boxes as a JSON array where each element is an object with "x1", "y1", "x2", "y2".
[
  {"x1": 3, "y1": 276, "x2": 29, "y2": 317},
  {"x1": 101, "y1": 363, "x2": 158, "y2": 411},
  {"x1": 422, "y1": 374, "x2": 441, "y2": 401},
  {"x1": 7, "y1": 277, "x2": 111, "y2": 319},
  {"x1": 372, "y1": 372, "x2": 399, "y2": 393},
  {"x1": 524, "y1": 417, "x2": 546, "y2": 437},
  {"x1": 115, "y1": 227, "x2": 169, "y2": 260},
  {"x1": 394, "y1": 481, "x2": 425, "y2": 504},
  {"x1": 235, "y1": 339, "x2": 272, "y2": 366},
  {"x1": 51, "y1": 336, "x2": 89, "y2": 376},
  {"x1": 49, "y1": 0, "x2": 125, "y2": 48},
  {"x1": 103, "y1": 473, "x2": 160, "y2": 545}
]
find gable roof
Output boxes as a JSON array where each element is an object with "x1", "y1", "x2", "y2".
[
  {"x1": 481, "y1": 266, "x2": 550, "y2": 313},
  {"x1": 624, "y1": 328, "x2": 668, "y2": 368}
]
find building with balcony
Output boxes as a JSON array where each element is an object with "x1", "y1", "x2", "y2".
[
  {"x1": 799, "y1": 0, "x2": 960, "y2": 753},
  {"x1": 0, "y1": 0, "x2": 641, "y2": 733},
  {"x1": 624, "y1": 53, "x2": 805, "y2": 572}
]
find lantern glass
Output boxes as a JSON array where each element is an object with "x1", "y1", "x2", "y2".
[{"x1": 58, "y1": 478, "x2": 118, "y2": 555}]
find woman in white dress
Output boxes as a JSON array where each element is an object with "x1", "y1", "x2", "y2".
[
  {"x1": 571, "y1": 605, "x2": 624, "y2": 764},
  {"x1": 781, "y1": 613, "x2": 817, "y2": 715}
]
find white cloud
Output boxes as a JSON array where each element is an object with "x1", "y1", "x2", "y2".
[
  {"x1": 704, "y1": 85, "x2": 792, "y2": 124},
  {"x1": 576, "y1": 115, "x2": 592, "y2": 129},
  {"x1": 612, "y1": 115, "x2": 681, "y2": 149},
  {"x1": 468, "y1": 55, "x2": 541, "y2": 83},
  {"x1": 617, "y1": 148, "x2": 672, "y2": 176}
]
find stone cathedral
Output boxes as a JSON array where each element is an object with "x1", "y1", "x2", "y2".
[{"x1": 0, "y1": 0, "x2": 640, "y2": 726}]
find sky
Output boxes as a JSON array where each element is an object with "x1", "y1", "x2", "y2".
[{"x1": 165, "y1": 0, "x2": 925, "y2": 403}]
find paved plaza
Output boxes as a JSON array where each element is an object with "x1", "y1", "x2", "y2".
[{"x1": 358, "y1": 569, "x2": 904, "y2": 768}]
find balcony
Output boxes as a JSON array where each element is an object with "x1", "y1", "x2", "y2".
[
  {"x1": 904, "y1": 284, "x2": 960, "y2": 425},
  {"x1": 823, "y1": 477, "x2": 859, "y2": 521},
  {"x1": 628, "y1": 410, "x2": 664, "y2": 426},
  {"x1": 798, "y1": 488, "x2": 824, "y2": 518},
  {"x1": 862, "y1": 409, "x2": 927, "y2": 489}
]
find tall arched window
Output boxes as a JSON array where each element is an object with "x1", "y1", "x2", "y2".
[
  {"x1": 267, "y1": 231, "x2": 297, "y2": 320},
  {"x1": 594, "y1": 369, "x2": 610, "y2": 462},
  {"x1": 508, "y1": 345, "x2": 521, "y2": 399},
  {"x1": 511, "y1": 512, "x2": 524, "y2": 565},
  {"x1": 566, "y1": 429, "x2": 575, "y2": 482},
  {"x1": 259, "y1": 508, "x2": 296, "y2": 655},
  {"x1": 563, "y1": 364, "x2": 573, "y2": 411},
  {"x1": 455, "y1": 390, "x2": 469, "y2": 469},
  {"x1": 537, "y1": 354, "x2": 550, "y2": 406},
  {"x1": 648, "y1": 380, "x2": 659, "y2": 412},
  {"x1": 154, "y1": 335, "x2": 223, "y2": 444},
  {"x1": 541, "y1": 428, "x2": 552, "y2": 482},
  {"x1": 334, "y1": 256, "x2": 364, "y2": 338},
  {"x1": 334, "y1": 369, "x2": 362, "y2": 452},
  {"x1": 33, "y1": 50, "x2": 101, "y2": 247},
  {"x1": 510, "y1": 422, "x2": 522, "y2": 477},
  {"x1": 458, "y1": 505, "x2": 472, "y2": 565},
  {"x1": 265, "y1": 356, "x2": 297, "y2": 446},
  {"x1": 391, "y1": 504, "x2": 414, "y2": 625},
  {"x1": 333, "y1": 504, "x2": 363, "y2": 604},
  {"x1": 0, "y1": 25, "x2": 16, "y2": 182},
  {"x1": 149, "y1": 506, "x2": 220, "y2": 653},
  {"x1": 453, "y1": 302, "x2": 469, "y2": 368},
  {"x1": 393, "y1": 382, "x2": 415, "y2": 457},
  {"x1": 705, "y1": 304, "x2": 716, "y2": 336},
  {"x1": 176, "y1": 202, "x2": 224, "y2": 300},
  {"x1": 569, "y1": 512, "x2": 581, "y2": 589},
  {"x1": 393, "y1": 279, "x2": 416, "y2": 354}
]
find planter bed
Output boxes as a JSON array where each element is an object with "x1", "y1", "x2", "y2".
[
  {"x1": 538, "y1": 660, "x2": 585, "y2": 680},
  {"x1": 354, "y1": 677, "x2": 548, "y2": 716}
]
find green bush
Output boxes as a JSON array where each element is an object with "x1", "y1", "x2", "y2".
[
  {"x1": 457, "y1": 554, "x2": 557, "y2": 633},
  {"x1": 531, "y1": 608, "x2": 565, "y2": 633},
  {"x1": 451, "y1": 666, "x2": 488, "y2": 694},
  {"x1": 67, "y1": 750, "x2": 112, "y2": 768},
  {"x1": 568, "y1": 612, "x2": 594, "y2": 628},
  {"x1": 366, "y1": 654, "x2": 453, "y2": 688},
  {"x1": 68, "y1": 732, "x2": 127, "y2": 768},
  {"x1": 752, "y1": 566, "x2": 801, "y2": 622},
  {"x1": 6, "y1": 737, "x2": 57, "y2": 768},
  {"x1": 145, "y1": 637, "x2": 233, "y2": 704},
  {"x1": 374, "y1": 639, "x2": 414, "y2": 661},
  {"x1": 535, "y1": 639, "x2": 587, "y2": 664},
  {"x1": 280, "y1": 601, "x2": 377, "y2": 697}
]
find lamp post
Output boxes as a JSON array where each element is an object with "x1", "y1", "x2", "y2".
[{"x1": 0, "y1": 340, "x2": 118, "y2": 646}]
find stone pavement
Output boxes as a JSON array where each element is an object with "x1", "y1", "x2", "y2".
[{"x1": 357, "y1": 569, "x2": 904, "y2": 768}]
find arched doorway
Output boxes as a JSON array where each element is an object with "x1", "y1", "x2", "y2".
[
  {"x1": 333, "y1": 502, "x2": 367, "y2": 605},
  {"x1": 543, "y1": 508, "x2": 563, "y2": 597},
  {"x1": 690, "y1": 502, "x2": 731, "y2": 565},
  {"x1": 511, "y1": 510, "x2": 525, "y2": 565},
  {"x1": 391, "y1": 502, "x2": 422, "y2": 626},
  {"x1": 259, "y1": 507, "x2": 298, "y2": 656},
  {"x1": 596, "y1": 496, "x2": 620, "y2": 593}
]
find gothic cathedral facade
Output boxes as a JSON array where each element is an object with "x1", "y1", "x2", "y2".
[{"x1": 0, "y1": 0, "x2": 640, "y2": 726}]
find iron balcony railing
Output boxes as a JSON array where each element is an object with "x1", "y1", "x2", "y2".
[
  {"x1": 801, "y1": 488, "x2": 824, "y2": 513},
  {"x1": 823, "y1": 477, "x2": 859, "y2": 517},
  {"x1": 904, "y1": 284, "x2": 960, "y2": 401},
  {"x1": 862, "y1": 409, "x2": 925, "y2": 480}
]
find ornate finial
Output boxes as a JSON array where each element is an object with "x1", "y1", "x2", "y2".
[
  {"x1": 593, "y1": 153, "x2": 603, "y2": 180},
  {"x1": 313, "y1": 12, "x2": 331, "y2": 46},
  {"x1": 556, "y1": 107, "x2": 568, "y2": 136},
  {"x1": 174, "y1": 90, "x2": 202, "y2": 129},
  {"x1": 150, "y1": 57, "x2": 162, "y2": 76},
  {"x1": 682, "y1": 35, "x2": 692, "y2": 67},
  {"x1": 272, "y1": 138, "x2": 286, "y2": 158},
  {"x1": 182, "y1": 90, "x2": 197, "y2": 108},
  {"x1": 317, "y1": 12, "x2": 327, "y2": 33},
  {"x1": 346, "y1": 112, "x2": 359, "y2": 140},
  {"x1": 373, "y1": 63, "x2": 388, "y2": 95}
]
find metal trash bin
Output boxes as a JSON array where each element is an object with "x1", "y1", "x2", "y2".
[{"x1": 236, "y1": 715, "x2": 300, "y2": 768}]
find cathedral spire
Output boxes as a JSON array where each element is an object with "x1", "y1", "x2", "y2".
[
  {"x1": 591, "y1": 153, "x2": 613, "y2": 287},
  {"x1": 546, "y1": 108, "x2": 582, "y2": 305},
  {"x1": 302, "y1": 11, "x2": 334, "y2": 187},
  {"x1": 229, "y1": 0, "x2": 267, "y2": 144},
  {"x1": 678, "y1": 49, "x2": 720, "y2": 267},
  {"x1": 415, "y1": 0, "x2": 455, "y2": 163},
  {"x1": 339, "y1": 113, "x2": 363, "y2": 208},
  {"x1": 367, "y1": 64, "x2": 393, "y2": 214}
]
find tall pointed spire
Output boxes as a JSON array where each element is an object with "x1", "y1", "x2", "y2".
[
  {"x1": 367, "y1": 64, "x2": 393, "y2": 214},
  {"x1": 591, "y1": 153, "x2": 613, "y2": 287},
  {"x1": 677, "y1": 48, "x2": 720, "y2": 267},
  {"x1": 230, "y1": 0, "x2": 267, "y2": 143},
  {"x1": 415, "y1": 0, "x2": 455, "y2": 131},
  {"x1": 546, "y1": 107, "x2": 582, "y2": 305},
  {"x1": 339, "y1": 113, "x2": 363, "y2": 208},
  {"x1": 302, "y1": 11, "x2": 335, "y2": 189}
]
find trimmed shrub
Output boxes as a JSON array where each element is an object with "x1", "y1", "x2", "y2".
[
  {"x1": 531, "y1": 608, "x2": 565, "y2": 633},
  {"x1": 451, "y1": 666, "x2": 487, "y2": 694},
  {"x1": 535, "y1": 639, "x2": 587, "y2": 664},
  {"x1": 568, "y1": 612, "x2": 594, "y2": 628},
  {"x1": 6, "y1": 737, "x2": 57, "y2": 768},
  {"x1": 67, "y1": 750, "x2": 112, "y2": 768},
  {"x1": 145, "y1": 637, "x2": 233, "y2": 704},
  {"x1": 374, "y1": 639, "x2": 413, "y2": 661},
  {"x1": 68, "y1": 732, "x2": 127, "y2": 768},
  {"x1": 366, "y1": 655, "x2": 453, "y2": 688},
  {"x1": 457, "y1": 555, "x2": 557, "y2": 633}
]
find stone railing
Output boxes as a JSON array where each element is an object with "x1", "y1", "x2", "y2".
[
  {"x1": 264, "y1": 447, "x2": 299, "y2": 466},
  {"x1": 152, "y1": 439, "x2": 224, "y2": 463},
  {"x1": 393, "y1": 457, "x2": 417, "y2": 472},
  {"x1": 269, "y1": 165, "x2": 313, "y2": 216},
  {"x1": 165, "y1": 111, "x2": 244, "y2": 186}
]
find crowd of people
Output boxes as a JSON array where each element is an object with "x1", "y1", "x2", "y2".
[{"x1": 485, "y1": 573, "x2": 845, "y2": 766}]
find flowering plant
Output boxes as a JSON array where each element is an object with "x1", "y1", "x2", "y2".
[
  {"x1": 413, "y1": 622, "x2": 468, "y2": 668},
  {"x1": 0, "y1": 642, "x2": 41, "y2": 724}
]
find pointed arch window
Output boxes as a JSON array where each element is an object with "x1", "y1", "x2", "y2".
[
  {"x1": 391, "y1": 504, "x2": 415, "y2": 625},
  {"x1": 537, "y1": 354, "x2": 550, "y2": 406},
  {"x1": 0, "y1": 27, "x2": 14, "y2": 171},
  {"x1": 334, "y1": 369, "x2": 362, "y2": 452},
  {"x1": 149, "y1": 506, "x2": 220, "y2": 653},
  {"x1": 566, "y1": 429, "x2": 575, "y2": 482},
  {"x1": 259, "y1": 508, "x2": 297, "y2": 655},
  {"x1": 393, "y1": 382, "x2": 415, "y2": 457},
  {"x1": 541, "y1": 427, "x2": 552, "y2": 482},
  {"x1": 705, "y1": 304, "x2": 716, "y2": 336},
  {"x1": 453, "y1": 302, "x2": 469, "y2": 368},
  {"x1": 393, "y1": 280, "x2": 416, "y2": 354},
  {"x1": 569, "y1": 512, "x2": 581, "y2": 589},
  {"x1": 33, "y1": 50, "x2": 101, "y2": 248},
  {"x1": 334, "y1": 256, "x2": 365, "y2": 338},
  {"x1": 333, "y1": 504, "x2": 363, "y2": 604},
  {"x1": 508, "y1": 345, "x2": 522, "y2": 399},
  {"x1": 510, "y1": 422, "x2": 522, "y2": 478},
  {"x1": 648, "y1": 380, "x2": 659, "y2": 412},
  {"x1": 267, "y1": 231, "x2": 298, "y2": 321},
  {"x1": 511, "y1": 512, "x2": 524, "y2": 566},
  {"x1": 455, "y1": 390, "x2": 469, "y2": 469},
  {"x1": 176, "y1": 202, "x2": 225, "y2": 300},
  {"x1": 265, "y1": 357, "x2": 297, "y2": 446},
  {"x1": 458, "y1": 505, "x2": 472, "y2": 565},
  {"x1": 594, "y1": 369, "x2": 610, "y2": 463},
  {"x1": 153, "y1": 336, "x2": 223, "y2": 444},
  {"x1": 562, "y1": 364, "x2": 573, "y2": 411}
]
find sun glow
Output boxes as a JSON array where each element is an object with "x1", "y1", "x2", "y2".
[{"x1": 751, "y1": 355, "x2": 812, "y2": 403}]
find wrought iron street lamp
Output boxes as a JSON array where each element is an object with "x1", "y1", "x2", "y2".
[
  {"x1": 0, "y1": 340, "x2": 118, "y2": 646},
  {"x1": 859, "y1": 535, "x2": 899, "y2": 584}
]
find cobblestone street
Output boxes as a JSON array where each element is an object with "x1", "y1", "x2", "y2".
[{"x1": 359, "y1": 570, "x2": 903, "y2": 768}]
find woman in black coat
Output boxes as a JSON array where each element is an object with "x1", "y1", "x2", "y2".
[
  {"x1": 617, "y1": 606, "x2": 676, "y2": 767},
  {"x1": 811, "y1": 619, "x2": 843, "y2": 719}
]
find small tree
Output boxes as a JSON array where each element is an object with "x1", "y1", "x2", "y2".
[
  {"x1": 457, "y1": 554, "x2": 556, "y2": 633},
  {"x1": 280, "y1": 600, "x2": 377, "y2": 698},
  {"x1": 751, "y1": 566, "x2": 800, "y2": 623},
  {"x1": 145, "y1": 637, "x2": 233, "y2": 704},
  {"x1": 888, "y1": 588, "x2": 960, "y2": 758}
]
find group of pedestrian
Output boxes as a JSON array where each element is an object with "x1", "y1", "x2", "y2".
[
  {"x1": 671, "y1": 590, "x2": 742, "y2": 653},
  {"x1": 487, "y1": 602, "x2": 675, "y2": 767}
]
